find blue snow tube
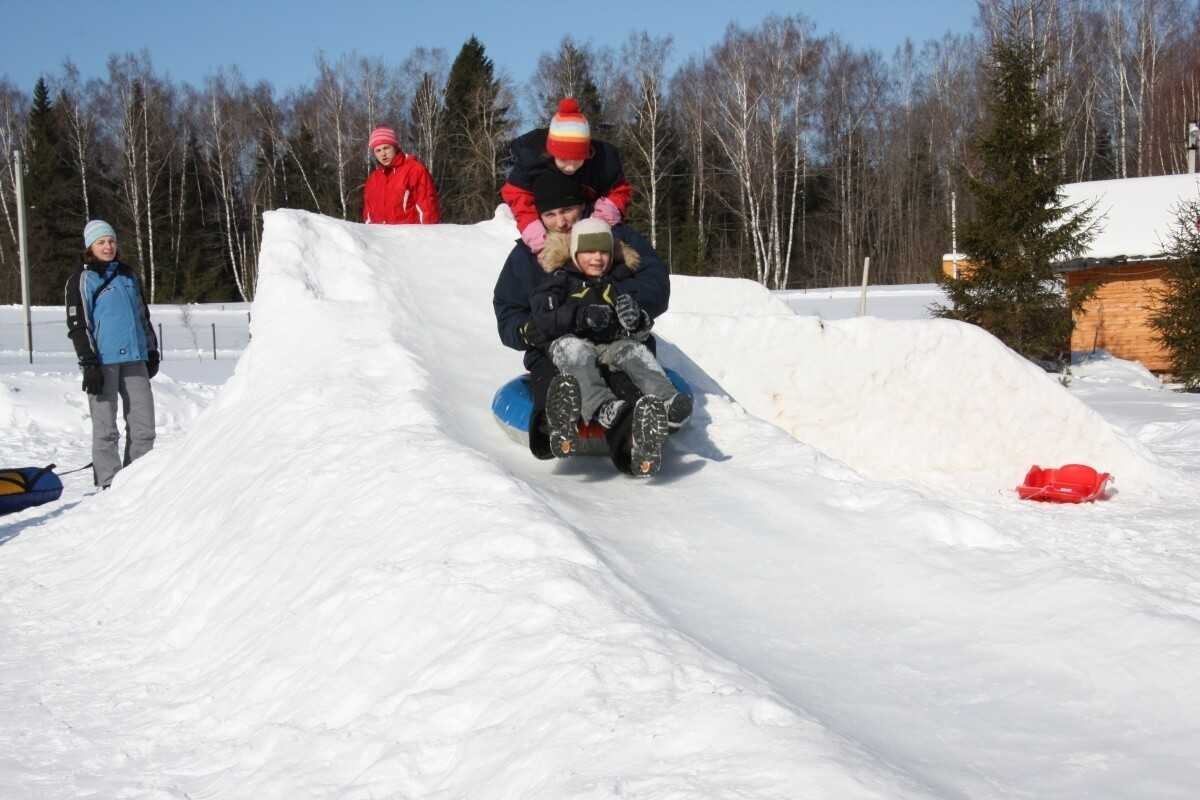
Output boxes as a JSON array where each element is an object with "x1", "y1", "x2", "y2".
[
  {"x1": 492, "y1": 369, "x2": 692, "y2": 455},
  {"x1": 0, "y1": 465, "x2": 64, "y2": 516}
]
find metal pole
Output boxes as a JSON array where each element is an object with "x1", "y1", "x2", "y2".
[
  {"x1": 857, "y1": 256, "x2": 871, "y2": 317},
  {"x1": 15, "y1": 150, "x2": 33, "y2": 364},
  {"x1": 158, "y1": 322, "x2": 163, "y2": 355},
  {"x1": 211, "y1": 322, "x2": 217, "y2": 360}
]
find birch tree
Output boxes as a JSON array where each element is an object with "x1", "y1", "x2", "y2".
[
  {"x1": 615, "y1": 32, "x2": 674, "y2": 248},
  {"x1": 55, "y1": 62, "x2": 99, "y2": 220}
]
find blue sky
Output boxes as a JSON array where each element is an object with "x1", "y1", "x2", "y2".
[{"x1": 5, "y1": 0, "x2": 977, "y2": 95}]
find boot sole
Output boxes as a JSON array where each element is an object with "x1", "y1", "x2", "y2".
[
  {"x1": 546, "y1": 375, "x2": 582, "y2": 458},
  {"x1": 630, "y1": 396, "x2": 669, "y2": 477}
]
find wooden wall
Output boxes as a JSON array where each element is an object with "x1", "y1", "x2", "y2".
[{"x1": 1068, "y1": 263, "x2": 1171, "y2": 372}]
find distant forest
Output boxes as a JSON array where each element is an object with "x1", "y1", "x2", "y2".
[{"x1": 1, "y1": 0, "x2": 1197, "y2": 304}]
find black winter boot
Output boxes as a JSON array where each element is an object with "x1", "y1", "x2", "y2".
[
  {"x1": 666, "y1": 392, "x2": 693, "y2": 431},
  {"x1": 629, "y1": 395, "x2": 669, "y2": 477},
  {"x1": 545, "y1": 374, "x2": 583, "y2": 458}
]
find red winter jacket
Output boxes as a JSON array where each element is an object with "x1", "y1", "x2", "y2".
[
  {"x1": 500, "y1": 129, "x2": 632, "y2": 233},
  {"x1": 362, "y1": 152, "x2": 441, "y2": 224}
]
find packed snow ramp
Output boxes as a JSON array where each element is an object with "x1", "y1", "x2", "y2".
[{"x1": 1, "y1": 209, "x2": 1196, "y2": 799}]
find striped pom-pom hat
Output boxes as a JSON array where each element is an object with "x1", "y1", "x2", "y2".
[
  {"x1": 368, "y1": 126, "x2": 399, "y2": 151},
  {"x1": 546, "y1": 98, "x2": 591, "y2": 161},
  {"x1": 83, "y1": 219, "x2": 117, "y2": 249}
]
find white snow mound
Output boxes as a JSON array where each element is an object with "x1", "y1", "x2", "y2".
[{"x1": 659, "y1": 279, "x2": 1167, "y2": 494}]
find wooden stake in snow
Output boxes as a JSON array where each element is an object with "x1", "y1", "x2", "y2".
[{"x1": 857, "y1": 257, "x2": 871, "y2": 317}]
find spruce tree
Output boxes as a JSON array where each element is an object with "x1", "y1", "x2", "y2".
[
  {"x1": 285, "y1": 124, "x2": 336, "y2": 214},
  {"x1": 25, "y1": 77, "x2": 81, "y2": 303},
  {"x1": 935, "y1": 35, "x2": 1094, "y2": 367},
  {"x1": 177, "y1": 131, "x2": 239, "y2": 302},
  {"x1": 538, "y1": 39, "x2": 605, "y2": 132},
  {"x1": 442, "y1": 36, "x2": 509, "y2": 222},
  {"x1": 1150, "y1": 200, "x2": 1200, "y2": 389}
]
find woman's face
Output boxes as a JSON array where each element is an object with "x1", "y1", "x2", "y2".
[
  {"x1": 373, "y1": 144, "x2": 397, "y2": 166},
  {"x1": 575, "y1": 250, "x2": 611, "y2": 278},
  {"x1": 90, "y1": 236, "x2": 117, "y2": 262},
  {"x1": 554, "y1": 157, "x2": 584, "y2": 175}
]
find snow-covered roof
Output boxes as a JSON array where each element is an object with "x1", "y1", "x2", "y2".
[{"x1": 1059, "y1": 173, "x2": 1200, "y2": 261}]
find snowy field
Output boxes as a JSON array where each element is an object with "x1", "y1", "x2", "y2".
[{"x1": 2, "y1": 208, "x2": 1199, "y2": 798}]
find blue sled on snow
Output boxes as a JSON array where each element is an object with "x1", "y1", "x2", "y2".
[
  {"x1": 492, "y1": 370, "x2": 692, "y2": 456},
  {"x1": 0, "y1": 465, "x2": 64, "y2": 516}
]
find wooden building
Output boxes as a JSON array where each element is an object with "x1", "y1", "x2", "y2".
[{"x1": 1056, "y1": 174, "x2": 1200, "y2": 373}]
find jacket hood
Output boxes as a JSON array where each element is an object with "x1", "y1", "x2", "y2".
[{"x1": 539, "y1": 230, "x2": 640, "y2": 273}]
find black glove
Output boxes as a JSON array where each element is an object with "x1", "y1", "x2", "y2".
[
  {"x1": 576, "y1": 304, "x2": 613, "y2": 334},
  {"x1": 614, "y1": 294, "x2": 642, "y2": 333},
  {"x1": 81, "y1": 360, "x2": 104, "y2": 395},
  {"x1": 147, "y1": 350, "x2": 160, "y2": 379},
  {"x1": 519, "y1": 321, "x2": 549, "y2": 348}
]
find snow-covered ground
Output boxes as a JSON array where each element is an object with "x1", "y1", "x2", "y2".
[{"x1": 2, "y1": 208, "x2": 1199, "y2": 798}]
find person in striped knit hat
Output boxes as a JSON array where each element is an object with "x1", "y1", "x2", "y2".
[
  {"x1": 362, "y1": 125, "x2": 441, "y2": 224},
  {"x1": 500, "y1": 98, "x2": 633, "y2": 255}
]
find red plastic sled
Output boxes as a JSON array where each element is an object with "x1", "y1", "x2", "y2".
[{"x1": 1016, "y1": 464, "x2": 1111, "y2": 503}]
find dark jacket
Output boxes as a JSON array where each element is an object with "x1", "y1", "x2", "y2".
[
  {"x1": 493, "y1": 223, "x2": 670, "y2": 373},
  {"x1": 65, "y1": 260, "x2": 157, "y2": 365},
  {"x1": 499, "y1": 128, "x2": 633, "y2": 233},
  {"x1": 530, "y1": 265, "x2": 634, "y2": 347}
]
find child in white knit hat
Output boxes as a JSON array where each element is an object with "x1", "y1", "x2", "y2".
[{"x1": 526, "y1": 217, "x2": 691, "y2": 476}]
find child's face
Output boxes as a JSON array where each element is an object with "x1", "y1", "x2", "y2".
[
  {"x1": 575, "y1": 250, "x2": 611, "y2": 278},
  {"x1": 554, "y1": 157, "x2": 584, "y2": 175},
  {"x1": 90, "y1": 236, "x2": 117, "y2": 262},
  {"x1": 373, "y1": 144, "x2": 397, "y2": 166}
]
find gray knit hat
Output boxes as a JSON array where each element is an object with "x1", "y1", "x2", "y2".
[{"x1": 570, "y1": 217, "x2": 613, "y2": 263}]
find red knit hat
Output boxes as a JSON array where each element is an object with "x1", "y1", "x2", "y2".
[
  {"x1": 546, "y1": 98, "x2": 591, "y2": 161},
  {"x1": 368, "y1": 126, "x2": 399, "y2": 151}
]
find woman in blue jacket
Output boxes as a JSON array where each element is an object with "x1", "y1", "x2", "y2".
[{"x1": 65, "y1": 220, "x2": 159, "y2": 489}]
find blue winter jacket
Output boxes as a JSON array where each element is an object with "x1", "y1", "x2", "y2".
[{"x1": 65, "y1": 260, "x2": 157, "y2": 365}]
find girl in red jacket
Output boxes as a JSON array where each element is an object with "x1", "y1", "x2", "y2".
[
  {"x1": 500, "y1": 98, "x2": 632, "y2": 253},
  {"x1": 362, "y1": 126, "x2": 441, "y2": 224}
]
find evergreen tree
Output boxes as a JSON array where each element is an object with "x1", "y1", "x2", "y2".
[
  {"x1": 25, "y1": 77, "x2": 81, "y2": 303},
  {"x1": 1150, "y1": 200, "x2": 1200, "y2": 390},
  {"x1": 177, "y1": 131, "x2": 239, "y2": 302},
  {"x1": 935, "y1": 33, "x2": 1094, "y2": 367},
  {"x1": 441, "y1": 36, "x2": 510, "y2": 222},
  {"x1": 284, "y1": 123, "x2": 336, "y2": 214},
  {"x1": 1090, "y1": 125, "x2": 1116, "y2": 181},
  {"x1": 537, "y1": 39, "x2": 605, "y2": 132}
]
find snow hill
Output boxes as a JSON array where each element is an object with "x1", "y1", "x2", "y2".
[{"x1": 2, "y1": 208, "x2": 1199, "y2": 798}]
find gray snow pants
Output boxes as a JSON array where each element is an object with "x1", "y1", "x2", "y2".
[
  {"x1": 549, "y1": 335, "x2": 677, "y2": 422},
  {"x1": 88, "y1": 361, "x2": 156, "y2": 488}
]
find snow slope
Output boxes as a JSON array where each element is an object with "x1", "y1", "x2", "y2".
[{"x1": 2, "y1": 208, "x2": 1199, "y2": 798}]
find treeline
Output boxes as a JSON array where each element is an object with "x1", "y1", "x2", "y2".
[{"x1": 1, "y1": 0, "x2": 1197, "y2": 305}]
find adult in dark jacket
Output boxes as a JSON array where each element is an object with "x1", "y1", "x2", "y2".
[
  {"x1": 499, "y1": 98, "x2": 632, "y2": 254},
  {"x1": 65, "y1": 220, "x2": 159, "y2": 489},
  {"x1": 493, "y1": 171, "x2": 671, "y2": 473}
]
